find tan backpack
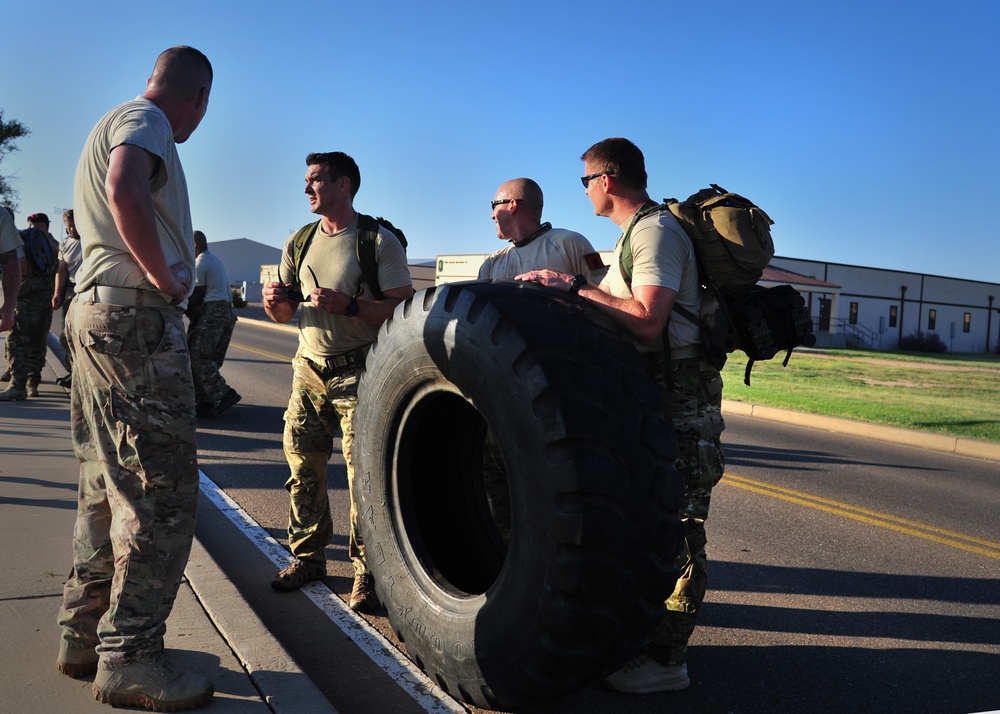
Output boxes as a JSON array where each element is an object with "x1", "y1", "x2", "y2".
[{"x1": 620, "y1": 186, "x2": 814, "y2": 384}]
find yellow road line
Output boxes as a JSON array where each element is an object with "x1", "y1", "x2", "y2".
[
  {"x1": 229, "y1": 341, "x2": 292, "y2": 364},
  {"x1": 723, "y1": 472, "x2": 1000, "y2": 560}
]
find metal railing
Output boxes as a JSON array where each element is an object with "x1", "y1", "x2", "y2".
[{"x1": 815, "y1": 318, "x2": 880, "y2": 349}]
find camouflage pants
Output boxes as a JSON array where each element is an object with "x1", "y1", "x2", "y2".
[
  {"x1": 283, "y1": 353, "x2": 368, "y2": 574},
  {"x1": 5, "y1": 275, "x2": 54, "y2": 387},
  {"x1": 58, "y1": 295, "x2": 75, "y2": 375},
  {"x1": 187, "y1": 300, "x2": 237, "y2": 406},
  {"x1": 56, "y1": 297, "x2": 199, "y2": 665},
  {"x1": 646, "y1": 355, "x2": 726, "y2": 666}
]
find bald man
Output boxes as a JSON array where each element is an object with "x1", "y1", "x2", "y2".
[
  {"x1": 478, "y1": 177, "x2": 607, "y2": 283},
  {"x1": 57, "y1": 46, "x2": 215, "y2": 711}
]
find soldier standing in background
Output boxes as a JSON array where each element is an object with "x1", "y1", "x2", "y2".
[
  {"x1": 187, "y1": 229, "x2": 241, "y2": 417},
  {"x1": 1, "y1": 212, "x2": 58, "y2": 400},
  {"x1": 52, "y1": 209, "x2": 84, "y2": 388}
]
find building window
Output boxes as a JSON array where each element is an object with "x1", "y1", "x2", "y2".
[
  {"x1": 928, "y1": 309, "x2": 937, "y2": 331},
  {"x1": 963, "y1": 313, "x2": 971, "y2": 333},
  {"x1": 889, "y1": 305, "x2": 898, "y2": 328},
  {"x1": 849, "y1": 302, "x2": 859, "y2": 325}
]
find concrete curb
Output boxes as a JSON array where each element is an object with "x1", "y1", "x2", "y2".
[
  {"x1": 723, "y1": 399, "x2": 1000, "y2": 463},
  {"x1": 185, "y1": 538, "x2": 339, "y2": 714}
]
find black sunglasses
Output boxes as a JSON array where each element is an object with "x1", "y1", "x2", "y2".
[
  {"x1": 581, "y1": 172, "x2": 614, "y2": 188},
  {"x1": 491, "y1": 198, "x2": 521, "y2": 209}
]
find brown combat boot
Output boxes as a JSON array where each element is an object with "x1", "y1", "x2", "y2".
[
  {"x1": 92, "y1": 653, "x2": 214, "y2": 711},
  {"x1": 271, "y1": 559, "x2": 325, "y2": 592},
  {"x1": 349, "y1": 573, "x2": 381, "y2": 613}
]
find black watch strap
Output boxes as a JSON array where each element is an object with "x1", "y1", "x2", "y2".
[
  {"x1": 569, "y1": 274, "x2": 587, "y2": 295},
  {"x1": 344, "y1": 297, "x2": 360, "y2": 317}
]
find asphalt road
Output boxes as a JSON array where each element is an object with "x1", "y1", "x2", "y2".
[{"x1": 196, "y1": 315, "x2": 1000, "y2": 714}]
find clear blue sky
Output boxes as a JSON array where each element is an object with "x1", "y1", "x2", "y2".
[{"x1": 2, "y1": 0, "x2": 998, "y2": 283}]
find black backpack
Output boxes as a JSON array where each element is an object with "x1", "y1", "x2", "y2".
[
  {"x1": 19, "y1": 227, "x2": 57, "y2": 277},
  {"x1": 288, "y1": 214, "x2": 407, "y2": 301},
  {"x1": 620, "y1": 189, "x2": 815, "y2": 385}
]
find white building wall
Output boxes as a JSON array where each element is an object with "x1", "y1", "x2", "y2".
[{"x1": 772, "y1": 257, "x2": 1000, "y2": 353}]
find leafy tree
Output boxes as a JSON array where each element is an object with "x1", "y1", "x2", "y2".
[{"x1": 0, "y1": 109, "x2": 31, "y2": 212}]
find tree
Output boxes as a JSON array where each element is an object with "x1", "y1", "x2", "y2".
[{"x1": 0, "y1": 109, "x2": 31, "y2": 213}]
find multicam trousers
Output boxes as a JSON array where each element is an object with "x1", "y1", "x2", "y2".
[
  {"x1": 5, "y1": 275, "x2": 54, "y2": 387},
  {"x1": 187, "y1": 299, "x2": 237, "y2": 407},
  {"x1": 646, "y1": 355, "x2": 726, "y2": 666},
  {"x1": 58, "y1": 294, "x2": 75, "y2": 375},
  {"x1": 283, "y1": 352, "x2": 368, "y2": 575},
  {"x1": 56, "y1": 297, "x2": 199, "y2": 665}
]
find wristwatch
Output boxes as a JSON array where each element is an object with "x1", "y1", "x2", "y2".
[
  {"x1": 569, "y1": 274, "x2": 587, "y2": 295},
  {"x1": 344, "y1": 297, "x2": 360, "y2": 317}
]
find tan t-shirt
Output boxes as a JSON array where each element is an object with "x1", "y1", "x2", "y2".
[
  {"x1": 73, "y1": 96, "x2": 195, "y2": 307},
  {"x1": 601, "y1": 209, "x2": 702, "y2": 353},
  {"x1": 195, "y1": 250, "x2": 233, "y2": 303},
  {"x1": 0, "y1": 209, "x2": 21, "y2": 255},
  {"x1": 279, "y1": 216, "x2": 412, "y2": 359}
]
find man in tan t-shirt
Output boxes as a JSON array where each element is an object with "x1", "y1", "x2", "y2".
[
  {"x1": 263, "y1": 151, "x2": 413, "y2": 611},
  {"x1": 0, "y1": 206, "x2": 21, "y2": 333},
  {"x1": 56, "y1": 46, "x2": 215, "y2": 712},
  {"x1": 518, "y1": 137, "x2": 725, "y2": 696}
]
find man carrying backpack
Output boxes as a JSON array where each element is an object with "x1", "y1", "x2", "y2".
[
  {"x1": 262, "y1": 151, "x2": 413, "y2": 611},
  {"x1": 1, "y1": 212, "x2": 58, "y2": 401},
  {"x1": 517, "y1": 137, "x2": 725, "y2": 694}
]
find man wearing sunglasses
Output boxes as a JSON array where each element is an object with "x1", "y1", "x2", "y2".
[
  {"x1": 518, "y1": 137, "x2": 725, "y2": 695},
  {"x1": 479, "y1": 177, "x2": 606, "y2": 282},
  {"x1": 262, "y1": 152, "x2": 413, "y2": 612}
]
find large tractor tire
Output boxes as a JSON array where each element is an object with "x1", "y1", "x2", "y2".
[{"x1": 353, "y1": 280, "x2": 684, "y2": 710}]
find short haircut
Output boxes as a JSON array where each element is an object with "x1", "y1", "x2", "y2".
[
  {"x1": 63, "y1": 209, "x2": 74, "y2": 223},
  {"x1": 153, "y1": 46, "x2": 213, "y2": 84},
  {"x1": 193, "y1": 230, "x2": 208, "y2": 251},
  {"x1": 581, "y1": 137, "x2": 648, "y2": 191},
  {"x1": 306, "y1": 152, "x2": 361, "y2": 198}
]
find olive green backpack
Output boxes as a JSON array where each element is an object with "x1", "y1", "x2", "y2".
[{"x1": 288, "y1": 214, "x2": 407, "y2": 300}]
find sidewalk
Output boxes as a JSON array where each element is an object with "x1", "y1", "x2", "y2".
[{"x1": 0, "y1": 335, "x2": 335, "y2": 714}]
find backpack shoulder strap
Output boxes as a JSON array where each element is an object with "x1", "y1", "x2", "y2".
[
  {"x1": 289, "y1": 220, "x2": 320, "y2": 289},
  {"x1": 356, "y1": 213, "x2": 383, "y2": 300}
]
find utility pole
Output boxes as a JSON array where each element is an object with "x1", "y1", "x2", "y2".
[
  {"x1": 53, "y1": 206, "x2": 71, "y2": 240},
  {"x1": 898, "y1": 285, "x2": 907, "y2": 347},
  {"x1": 989, "y1": 295, "x2": 995, "y2": 353}
]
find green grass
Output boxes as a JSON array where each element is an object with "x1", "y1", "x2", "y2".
[{"x1": 721, "y1": 349, "x2": 1000, "y2": 443}]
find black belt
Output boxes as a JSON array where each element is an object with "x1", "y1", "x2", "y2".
[
  {"x1": 641, "y1": 344, "x2": 703, "y2": 372},
  {"x1": 308, "y1": 346, "x2": 369, "y2": 372}
]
